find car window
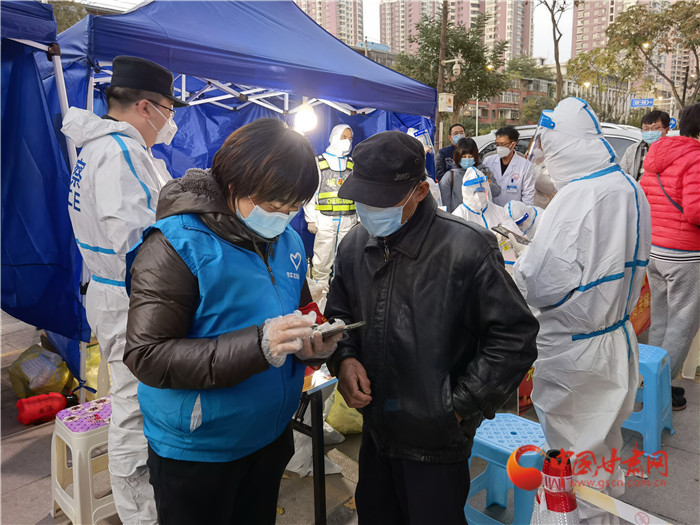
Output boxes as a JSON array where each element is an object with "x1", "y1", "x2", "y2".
[
  {"x1": 516, "y1": 137, "x2": 531, "y2": 155},
  {"x1": 605, "y1": 137, "x2": 637, "y2": 161},
  {"x1": 481, "y1": 142, "x2": 496, "y2": 157}
]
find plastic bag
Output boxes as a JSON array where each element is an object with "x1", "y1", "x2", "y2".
[
  {"x1": 326, "y1": 389, "x2": 364, "y2": 434},
  {"x1": 286, "y1": 430, "x2": 344, "y2": 477},
  {"x1": 8, "y1": 345, "x2": 71, "y2": 399},
  {"x1": 68, "y1": 343, "x2": 105, "y2": 401}
]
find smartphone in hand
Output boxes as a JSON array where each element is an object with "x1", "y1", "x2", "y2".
[
  {"x1": 318, "y1": 321, "x2": 366, "y2": 340},
  {"x1": 491, "y1": 224, "x2": 531, "y2": 245}
]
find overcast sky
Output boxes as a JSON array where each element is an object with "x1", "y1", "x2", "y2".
[{"x1": 362, "y1": 0, "x2": 573, "y2": 65}]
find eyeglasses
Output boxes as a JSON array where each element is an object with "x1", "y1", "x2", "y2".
[{"x1": 147, "y1": 100, "x2": 175, "y2": 117}]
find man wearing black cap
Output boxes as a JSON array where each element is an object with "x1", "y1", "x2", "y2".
[
  {"x1": 325, "y1": 131, "x2": 538, "y2": 524},
  {"x1": 61, "y1": 55, "x2": 187, "y2": 525}
]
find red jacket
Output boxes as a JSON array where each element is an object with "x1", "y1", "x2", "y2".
[{"x1": 641, "y1": 136, "x2": 700, "y2": 251}]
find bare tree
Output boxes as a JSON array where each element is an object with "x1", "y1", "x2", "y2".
[{"x1": 537, "y1": 0, "x2": 573, "y2": 102}]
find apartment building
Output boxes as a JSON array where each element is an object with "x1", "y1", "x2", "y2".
[
  {"x1": 379, "y1": 0, "x2": 532, "y2": 59},
  {"x1": 295, "y1": 0, "x2": 364, "y2": 47}
]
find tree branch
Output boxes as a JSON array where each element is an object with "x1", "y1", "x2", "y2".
[{"x1": 638, "y1": 45, "x2": 684, "y2": 107}]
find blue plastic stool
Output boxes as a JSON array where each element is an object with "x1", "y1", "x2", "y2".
[
  {"x1": 465, "y1": 413, "x2": 546, "y2": 525},
  {"x1": 622, "y1": 344, "x2": 675, "y2": 456}
]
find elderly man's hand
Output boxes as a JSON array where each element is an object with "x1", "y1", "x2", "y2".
[{"x1": 337, "y1": 357, "x2": 372, "y2": 409}]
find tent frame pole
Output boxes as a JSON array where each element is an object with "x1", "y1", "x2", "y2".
[
  {"x1": 51, "y1": 54, "x2": 78, "y2": 168},
  {"x1": 87, "y1": 69, "x2": 95, "y2": 114},
  {"x1": 318, "y1": 98, "x2": 355, "y2": 115}
]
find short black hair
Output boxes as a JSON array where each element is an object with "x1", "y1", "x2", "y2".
[
  {"x1": 449, "y1": 123, "x2": 465, "y2": 134},
  {"x1": 679, "y1": 103, "x2": 700, "y2": 139},
  {"x1": 641, "y1": 110, "x2": 670, "y2": 128},
  {"x1": 495, "y1": 126, "x2": 519, "y2": 142},
  {"x1": 211, "y1": 118, "x2": 318, "y2": 208},
  {"x1": 105, "y1": 86, "x2": 164, "y2": 111},
  {"x1": 453, "y1": 137, "x2": 479, "y2": 166}
]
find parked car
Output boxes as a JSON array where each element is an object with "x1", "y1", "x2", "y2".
[{"x1": 473, "y1": 123, "x2": 641, "y2": 162}]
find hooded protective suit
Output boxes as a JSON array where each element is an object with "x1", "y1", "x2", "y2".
[
  {"x1": 303, "y1": 124, "x2": 359, "y2": 288},
  {"x1": 513, "y1": 98, "x2": 651, "y2": 524},
  {"x1": 505, "y1": 200, "x2": 543, "y2": 239},
  {"x1": 61, "y1": 107, "x2": 170, "y2": 524},
  {"x1": 452, "y1": 166, "x2": 523, "y2": 267}
]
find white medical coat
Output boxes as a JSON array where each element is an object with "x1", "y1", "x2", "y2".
[{"x1": 483, "y1": 153, "x2": 535, "y2": 207}]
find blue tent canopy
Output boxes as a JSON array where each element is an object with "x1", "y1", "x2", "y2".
[
  {"x1": 1, "y1": 1, "x2": 91, "y2": 379},
  {"x1": 1, "y1": 0, "x2": 57, "y2": 43},
  {"x1": 72, "y1": 1, "x2": 436, "y2": 117}
]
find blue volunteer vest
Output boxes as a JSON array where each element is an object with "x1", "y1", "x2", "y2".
[{"x1": 132, "y1": 213, "x2": 307, "y2": 462}]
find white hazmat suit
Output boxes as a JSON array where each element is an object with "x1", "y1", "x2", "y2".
[
  {"x1": 513, "y1": 98, "x2": 651, "y2": 524},
  {"x1": 62, "y1": 107, "x2": 171, "y2": 524},
  {"x1": 304, "y1": 125, "x2": 359, "y2": 288},
  {"x1": 505, "y1": 200, "x2": 543, "y2": 240},
  {"x1": 452, "y1": 166, "x2": 523, "y2": 267}
]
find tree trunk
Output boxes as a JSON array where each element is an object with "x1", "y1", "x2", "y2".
[{"x1": 550, "y1": 4, "x2": 563, "y2": 101}]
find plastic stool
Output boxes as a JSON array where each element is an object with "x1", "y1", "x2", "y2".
[
  {"x1": 622, "y1": 344, "x2": 675, "y2": 456},
  {"x1": 51, "y1": 396, "x2": 117, "y2": 524},
  {"x1": 465, "y1": 413, "x2": 546, "y2": 525}
]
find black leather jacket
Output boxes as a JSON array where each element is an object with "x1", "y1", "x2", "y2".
[{"x1": 326, "y1": 194, "x2": 538, "y2": 463}]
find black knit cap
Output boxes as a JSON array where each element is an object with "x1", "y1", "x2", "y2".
[
  {"x1": 110, "y1": 55, "x2": 188, "y2": 107},
  {"x1": 338, "y1": 131, "x2": 425, "y2": 207}
]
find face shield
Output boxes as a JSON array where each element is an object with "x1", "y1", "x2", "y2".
[
  {"x1": 462, "y1": 171, "x2": 489, "y2": 211},
  {"x1": 525, "y1": 110, "x2": 555, "y2": 165},
  {"x1": 407, "y1": 127, "x2": 434, "y2": 155}
]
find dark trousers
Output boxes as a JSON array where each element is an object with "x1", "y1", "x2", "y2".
[
  {"x1": 355, "y1": 430, "x2": 470, "y2": 525},
  {"x1": 147, "y1": 425, "x2": 294, "y2": 525}
]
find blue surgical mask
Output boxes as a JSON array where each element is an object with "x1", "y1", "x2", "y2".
[
  {"x1": 237, "y1": 197, "x2": 297, "y2": 239},
  {"x1": 641, "y1": 130, "x2": 662, "y2": 145},
  {"x1": 355, "y1": 186, "x2": 418, "y2": 238},
  {"x1": 452, "y1": 134, "x2": 465, "y2": 145},
  {"x1": 460, "y1": 158, "x2": 475, "y2": 170}
]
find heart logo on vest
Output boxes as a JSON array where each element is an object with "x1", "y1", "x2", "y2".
[{"x1": 290, "y1": 252, "x2": 302, "y2": 271}]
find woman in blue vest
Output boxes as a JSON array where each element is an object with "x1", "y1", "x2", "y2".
[{"x1": 124, "y1": 118, "x2": 342, "y2": 524}]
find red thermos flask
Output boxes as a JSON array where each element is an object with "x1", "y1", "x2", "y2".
[{"x1": 16, "y1": 393, "x2": 67, "y2": 425}]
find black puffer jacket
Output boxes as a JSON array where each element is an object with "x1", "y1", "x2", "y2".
[{"x1": 326, "y1": 194, "x2": 538, "y2": 463}]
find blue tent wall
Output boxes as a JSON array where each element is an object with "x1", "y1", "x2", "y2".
[{"x1": 1, "y1": 39, "x2": 90, "y2": 346}]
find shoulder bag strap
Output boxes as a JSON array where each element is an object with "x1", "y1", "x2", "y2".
[{"x1": 656, "y1": 172, "x2": 684, "y2": 213}]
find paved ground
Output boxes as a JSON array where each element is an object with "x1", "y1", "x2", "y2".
[{"x1": 1, "y1": 311, "x2": 698, "y2": 525}]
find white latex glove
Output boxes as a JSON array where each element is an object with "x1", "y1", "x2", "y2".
[
  {"x1": 307, "y1": 278, "x2": 329, "y2": 303},
  {"x1": 297, "y1": 319, "x2": 346, "y2": 360},
  {"x1": 307, "y1": 222, "x2": 318, "y2": 234},
  {"x1": 507, "y1": 233, "x2": 528, "y2": 258},
  {"x1": 261, "y1": 311, "x2": 315, "y2": 367}
]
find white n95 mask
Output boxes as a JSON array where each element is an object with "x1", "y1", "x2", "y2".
[
  {"x1": 148, "y1": 102, "x2": 178, "y2": 145},
  {"x1": 496, "y1": 146, "x2": 512, "y2": 158}
]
